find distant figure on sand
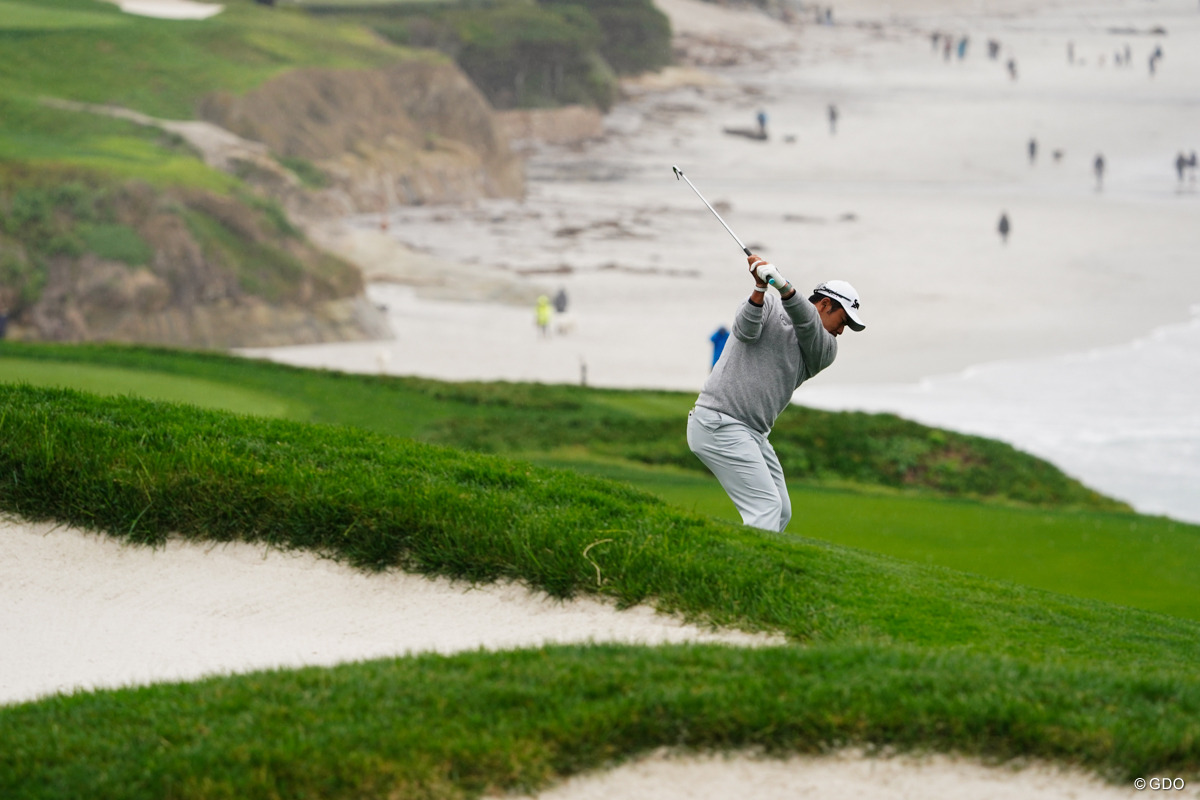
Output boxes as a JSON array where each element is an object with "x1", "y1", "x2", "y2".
[
  {"x1": 1093, "y1": 154, "x2": 1106, "y2": 191},
  {"x1": 1007, "y1": 58, "x2": 1018, "y2": 80},
  {"x1": 828, "y1": 104, "x2": 839, "y2": 135},
  {"x1": 1028, "y1": 138, "x2": 1037, "y2": 165},
  {"x1": 997, "y1": 213, "x2": 1010, "y2": 244},
  {"x1": 553, "y1": 288, "x2": 575, "y2": 335},
  {"x1": 710, "y1": 325, "x2": 730, "y2": 369},
  {"x1": 725, "y1": 112, "x2": 769, "y2": 141},
  {"x1": 1177, "y1": 152, "x2": 1188, "y2": 184},
  {"x1": 535, "y1": 294, "x2": 551, "y2": 337}
]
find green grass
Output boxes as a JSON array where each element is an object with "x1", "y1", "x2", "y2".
[
  {"x1": 3, "y1": 645, "x2": 1197, "y2": 798},
  {"x1": 0, "y1": 358, "x2": 298, "y2": 417},
  {"x1": 547, "y1": 456, "x2": 1200, "y2": 620},
  {"x1": 0, "y1": 0, "x2": 414, "y2": 119},
  {"x1": 0, "y1": 0, "x2": 128, "y2": 31},
  {"x1": 0, "y1": 96, "x2": 233, "y2": 189},
  {"x1": 0, "y1": 0, "x2": 432, "y2": 186},
  {"x1": 0, "y1": 381, "x2": 1198, "y2": 797}
]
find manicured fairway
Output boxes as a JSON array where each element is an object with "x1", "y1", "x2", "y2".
[
  {"x1": 0, "y1": 357, "x2": 297, "y2": 418},
  {"x1": 0, "y1": 0, "x2": 127, "y2": 31},
  {"x1": 543, "y1": 456, "x2": 1200, "y2": 622}
]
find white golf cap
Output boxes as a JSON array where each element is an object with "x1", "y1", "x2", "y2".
[{"x1": 814, "y1": 280, "x2": 865, "y2": 331}]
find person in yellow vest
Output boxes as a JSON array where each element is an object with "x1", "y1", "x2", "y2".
[{"x1": 535, "y1": 294, "x2": 551, "y2": 338}]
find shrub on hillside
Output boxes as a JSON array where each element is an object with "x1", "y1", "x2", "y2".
[{"x1": 337, "y1": 0, "x2": 670, "y2": 109}]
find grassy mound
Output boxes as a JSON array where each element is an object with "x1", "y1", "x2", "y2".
[
  {"x1": 3, "y1": 645, "x2": 1197, "y2": 798},
  {"x1": 6, "y1": 342, "x2": 1198, "y2": 624},
  {"x1": 0, "y1": 342, "x2": 1124, "y2": 510}
]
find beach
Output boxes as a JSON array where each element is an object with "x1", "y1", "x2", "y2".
[{"x1": 243, "y1": 0, "x2": 1200, "y2": 522}]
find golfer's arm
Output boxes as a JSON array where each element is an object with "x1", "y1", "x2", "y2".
[
  {"x1": 732, "y1": 298, "x2": 765, "y2": 343},
  {"x1": 783, "y1": 294, "x2": 836, "y2": 371}
]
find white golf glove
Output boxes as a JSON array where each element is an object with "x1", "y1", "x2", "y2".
[{"x1": 754, "y1": 261, "x2": 792, "y2": 294}]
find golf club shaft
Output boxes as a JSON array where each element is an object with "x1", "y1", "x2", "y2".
[{"x1": 672, "y1": 166, "x2": 751, "y2": 256}]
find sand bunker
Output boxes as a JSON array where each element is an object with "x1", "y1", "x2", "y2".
[
  {"x1": 0, "y1": 517, "x2": 779, "y2": 706},
  {"x1": 3, "y1": 518, "x2": 1139, "y2": 797},
  {"x1": 506, "y1": 748, "x2": 1138, "y2": 800},
  {"x1": 102, "y1": 0, "x2": 223, "y2": 20}
]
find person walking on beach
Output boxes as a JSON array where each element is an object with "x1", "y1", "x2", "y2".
[
  {"x1": 710, "y1": 325, "x2": 730, "y2": 369},
  {"x1": 535, "y1": 294, "x2": 551, "y2": 338},
  {"x1": 1093, "y1": 153, "x2": 1106, "y2": 191},
  {"x1": 687, "y1": 254, "x2": 865, "y2": 531},
  {"x1": 1028, "y1": 138, "x2": 1037, "y2": 165},
  {"x1": 997, "y1": 212, "x2": 1011, "y2": 243},
  {"x1": 828, "y1": 104, "x2": 839, "y2": 135}
]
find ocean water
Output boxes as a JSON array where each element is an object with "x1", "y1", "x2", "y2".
[{"x1": 801, "y1": 308, "x2": 1200, "y2": 524}]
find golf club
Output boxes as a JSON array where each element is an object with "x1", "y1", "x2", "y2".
[{"x1": 672, "y1": 165, "x2": 751, "y2": 256}]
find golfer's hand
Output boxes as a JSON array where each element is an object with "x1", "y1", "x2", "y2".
[
  {"x1": 748, "y1": 255, "x2": 794, "y2": 297},
  {"x1": 752, "y1": 260, "x2": 786, "y2": 288},
  {"x1": 747, "y1": 255, "x2": 770, "y2": 286}
]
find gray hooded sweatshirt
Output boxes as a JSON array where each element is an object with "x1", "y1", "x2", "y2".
[{"x1": 695, "y1": 290, "x2": 837, "y2": 434}]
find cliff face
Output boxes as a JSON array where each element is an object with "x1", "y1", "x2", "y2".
[
  {"x1": 1, "y1": 180, "x2": 390, "y2": 348},
  {"x1": 6, "y1": 60, "x2": 524, "y2": 349},
  {"x1": 198, "y1": 61, "x2": 524, "y2": 215}
]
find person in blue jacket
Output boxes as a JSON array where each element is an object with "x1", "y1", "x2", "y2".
[{"x1": 710, "y1": 325, "x2": 730, "y2": 369}]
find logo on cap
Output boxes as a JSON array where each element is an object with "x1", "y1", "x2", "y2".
[{"x1": 817, "y1": 283, "x2": 859, "y2": 309}]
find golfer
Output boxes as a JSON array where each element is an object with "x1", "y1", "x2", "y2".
[{"x1": 687, "y1": 254, "x2": 865, "y2": 531}]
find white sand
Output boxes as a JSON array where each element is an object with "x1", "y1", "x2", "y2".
[
  {"x1": 100, "y1": 0, "x2": 224, "y2": 20},
  {"x1": 0, "y1": 517, "x2": 779, "y2": 706},
  {"x1": 505, "y1": 749, "x2": 1141, "y2": 800}
]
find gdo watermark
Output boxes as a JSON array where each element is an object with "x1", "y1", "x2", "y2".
[{"x1": 1135, "y1": 777, "x2": 1187, "y2": 790}]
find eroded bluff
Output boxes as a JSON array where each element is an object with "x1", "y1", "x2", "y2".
[{"x1": 198, "y1": 60, "x2": 524, "y2": 215}]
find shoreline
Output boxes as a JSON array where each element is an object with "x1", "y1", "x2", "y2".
[{"x1": 243, "y1": 0, "x2": 1200, "y2": 522}]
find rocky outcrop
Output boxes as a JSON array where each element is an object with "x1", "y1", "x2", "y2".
[
  {"x1": 2, "y1": 181, "x2": 389, "y2": 348},
  {"x1": 197, "y1": 60, "x2": 524, "y2": 216},
  {"x1": 9, "y1": 59, "x2": 528, "y2": 349}
]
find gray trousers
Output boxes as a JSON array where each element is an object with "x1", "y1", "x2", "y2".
[{"x1": 687, "y1": 405, "x2": 792, "y2": 532}]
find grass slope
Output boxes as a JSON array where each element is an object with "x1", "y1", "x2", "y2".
[
  {"x1": 0, "y1": 0, "x2": 430, "y2": 184},
  {"x1": 0, "y1": 0, "x2": 411, "y2": 119},
  {"x1": 0, "y1": 381, "x2": 1198, "y2": 797},
  {"x1": 3, "y1": 342, "x2": 1197, "y2": 624},
  {"x1": 3, "y1": 645, "x2": 1197, "y2": 798}
]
